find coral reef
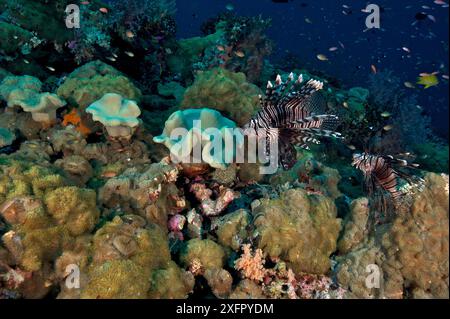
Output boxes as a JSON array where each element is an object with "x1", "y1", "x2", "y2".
[
  {"x1": 0, "y1": 2, "x2": 447, "y2": 301},
  {"x1": 180, "y1": 68, "x2": 262, "y2": 126},
  {"x1": 335, "y1": 173, "x2": 449, "y2": 299},
  {"x1": 251, "y1": 188, "x2": 342, "y2": 275},
  {"x1": 0, "y1": 75, "x2": 66, "y2": 123},
  {"x1": 56, "y1": 60, "x2": 142, "y2": 109},
  {"x1": 180, "y1": 238, "x2": 227, "y2": 270},
  {"x1": 153, "y1": 108, "x2": 244, "y2": 169},
  {"x1": 86, "y1": 93, "x2": 142, "y2": 139}
]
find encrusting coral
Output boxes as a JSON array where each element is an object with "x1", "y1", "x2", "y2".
[
  {"x1": 80, "y1": 215, "x2": 193, "y2": 299},
  {"x1": 98, "y1": 160, "x2": 182, "y2": 227},
  {"x1": 0, "y1": 159, "x2": 99, "y2": 275}
]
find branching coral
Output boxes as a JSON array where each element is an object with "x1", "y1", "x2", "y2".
[
  {"x1": 108, "y1": 0, "x2": 176, "y2": 34},
  {"x1": 199, "y1": 13, "x2": 273, "y2": 83}
]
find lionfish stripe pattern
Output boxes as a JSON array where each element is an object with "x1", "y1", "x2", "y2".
[
  {"x1": 352, "y1": 152, "x2": 424, "y2": 206},
  {"x1": 245, "y1": 73, "x2": 342, "y2": 169}
]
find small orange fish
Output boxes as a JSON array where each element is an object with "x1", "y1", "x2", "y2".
[
  {"x1": 371, "y1": 64, "x2": 377, "y2": 74},
  {"x1": 62, "y1": 109, "x2": 91, "y2": 136},
  {"x1": 101, "y1": 171, "x2": 118, "y2": 178},
  {"x1": 99, "y1": 7, "x2": 108, "y2": 14}
]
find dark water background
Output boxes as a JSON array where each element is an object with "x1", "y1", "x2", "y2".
[{"x1": 176, "y1": 0, "x2": 449, "y2": 139}]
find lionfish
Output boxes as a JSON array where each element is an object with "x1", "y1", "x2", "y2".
[
  {"x1": 351, "y1": 152, "x2": 424, "y2": 222},
  {"x1": 244, "y1": 73, "x2": 342, "y2": 170}
]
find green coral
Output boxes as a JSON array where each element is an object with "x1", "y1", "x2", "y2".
[
  {"x1": 252, "y1": 188, "x2": 341, "y2": 274},
  {"x1": 0, "y1": 159, "x2": 65, "y2": 203},
  {"x1": 347, "y1": 87, "x2": 369, "y2": 115},
  {"x1": 0, "y1": 0, "x2": 74, "y2": 44},
  {"x1": 181, "y1": 68, "x2": 262, "y2": 126},
  {"x1": 0, "y1": 160, "x2": 99, "y2": 272},
  {"x1": 0, "y1": 21, "x2": 34, "y2": 55},
  {"x1": 82, "y1": 216, "x2": 195, "y2": 299},
  {"x1": 56, "y1": 60, "x2": 142, "y2": 109}
]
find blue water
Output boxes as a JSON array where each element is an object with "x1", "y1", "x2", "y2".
[{"x1": 176, "y1": 0, "x2": 449, "y2": 139}]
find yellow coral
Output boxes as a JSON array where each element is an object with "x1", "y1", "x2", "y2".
[
  {"x1": 57, "y1": 60, "x2": 141, "y2": 109},
  {"x1": 180, "y1": 238, "x2": 227, "y2": 270},
  {"x1": 148, "y1": 261, "x2": 194, "y2": 299},
  {"x1": 252, "y1": 188, "x2": 341, "y2": 274},
  {"x1": 181, "y1": 68, "x2": 262, "y2": 126},
  {"x1": 81, "y1": 260, "x2": 151, "y2": 299},
  {"x1": 44, "y1": 187, "x2": 100, "y2": 236}
]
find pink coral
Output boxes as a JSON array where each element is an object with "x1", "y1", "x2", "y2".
[
  {"x1": 235, "y1": 244, "x2": 267, "y2": 282},
  {"x1": 190, "y1": 183, "x2": 238, "y2": 216}
]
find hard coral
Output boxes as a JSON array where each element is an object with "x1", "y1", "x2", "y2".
[
  {"x1": 44, "y1": 187, "x2": 99, "y2": 236},
  {"x1": 98, "y1": 160, "x2": 182, "y2": 227}
]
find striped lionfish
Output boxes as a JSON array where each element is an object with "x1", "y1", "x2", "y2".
[
  {"x1": 244, "y1": 73, "x2": 342, "y2": 170},
  {"x1": 351, "y1": 152, "x2": 424, "y2": 221}
]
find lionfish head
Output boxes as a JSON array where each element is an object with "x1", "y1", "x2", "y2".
[{"x1": 351, "y1": 153, "x2": 364, "y2": 167}]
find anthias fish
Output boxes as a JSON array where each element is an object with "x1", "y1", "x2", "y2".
[{"x1": 245, "y1": 73, "x2": 342, "y2": 170}]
